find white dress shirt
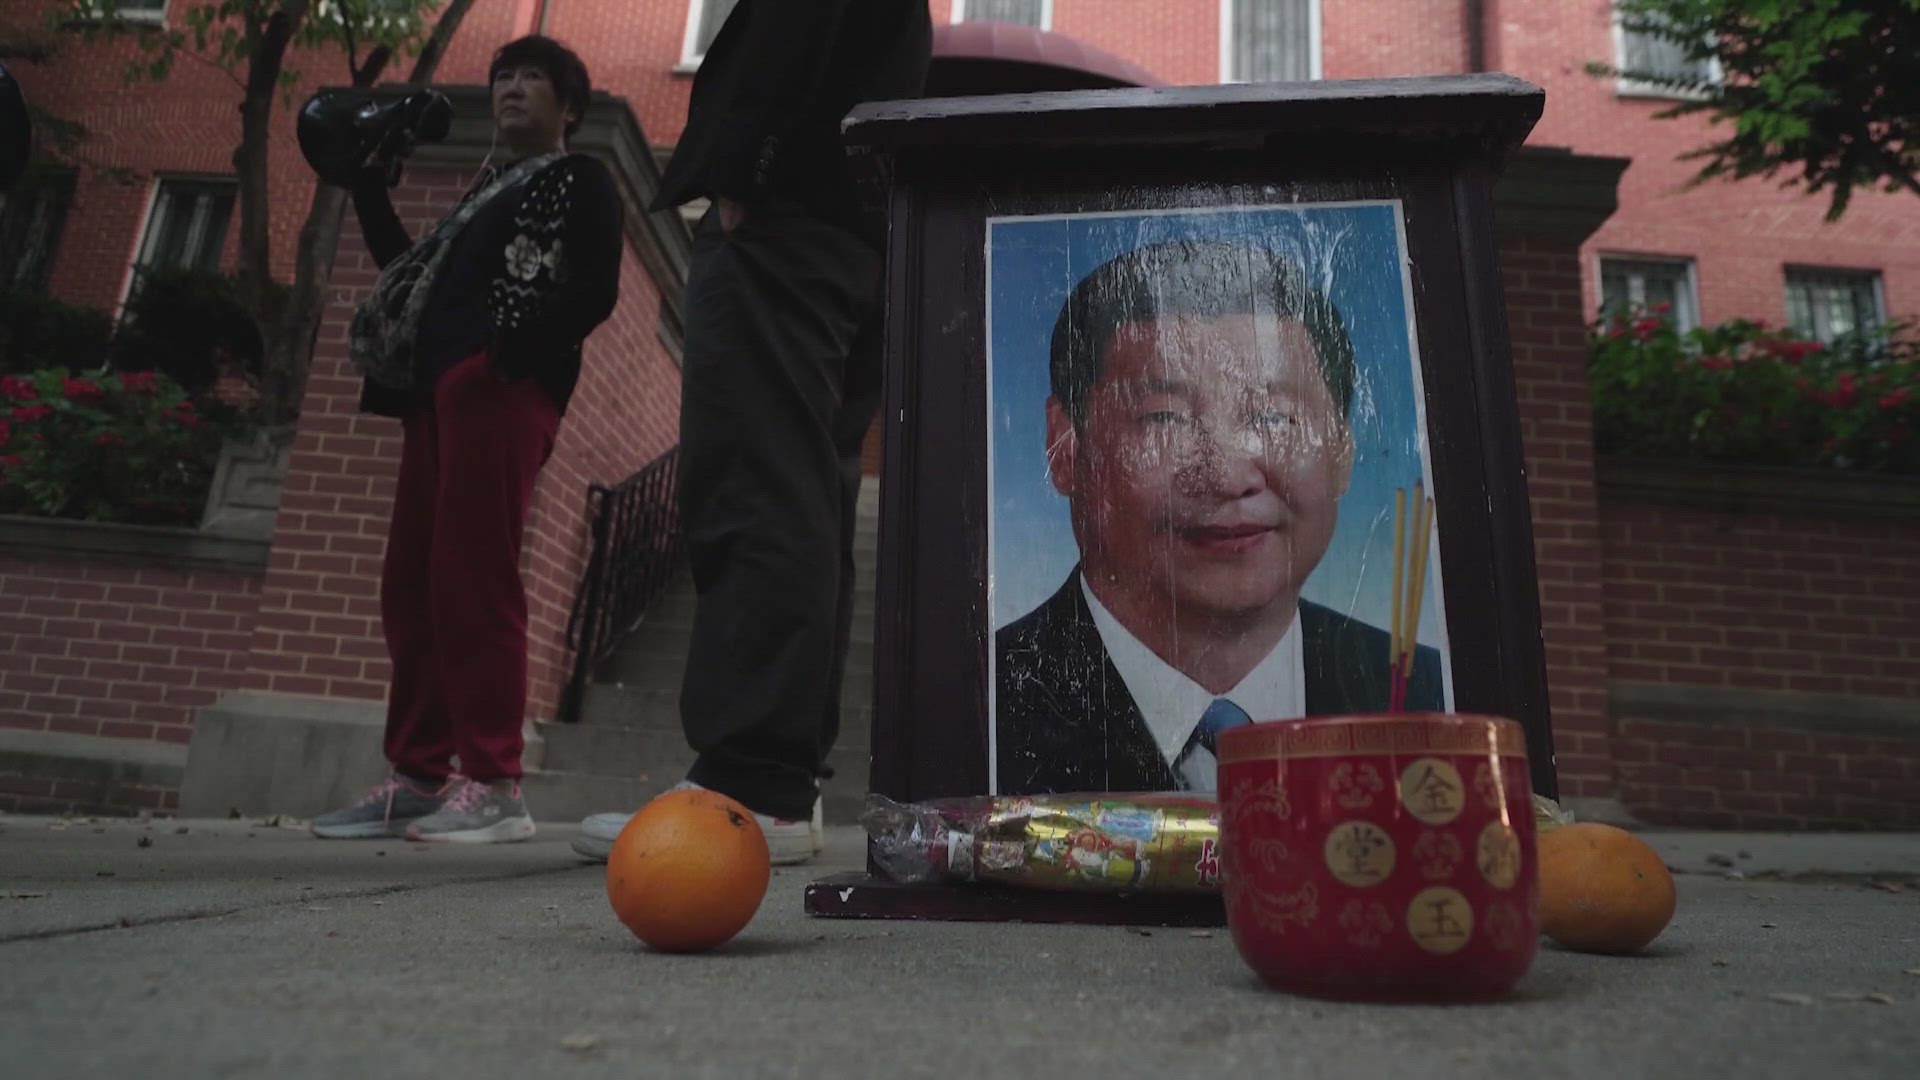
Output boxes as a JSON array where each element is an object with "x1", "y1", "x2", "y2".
[{"x1": 1079, "y1": 578, "x2": 1304, "y2": 791}]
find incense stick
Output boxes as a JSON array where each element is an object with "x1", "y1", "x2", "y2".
[{"x1": 1387, "y1": 485, "x2": 1434, "y2": 713}]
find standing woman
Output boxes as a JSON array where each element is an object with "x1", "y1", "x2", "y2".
[{"x1": 311, "y1": 36, "x2": 621, "y2": 842}]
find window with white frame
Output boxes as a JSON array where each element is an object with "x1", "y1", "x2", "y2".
[
  {"x1": 681, "y1": 0, "x2": 741, "y2": 67},
  {"x1": 1223, "y1": 0, "x2": 1317, "y2": 84},
  {"x1": 0, "y1": 168, "x2": 76, "y2": 294},
  {"x1": 1599, "y1": 257, "x2": 1699, "y2": 331},
  {"x1": 1612, "y1": 2, "x2": 1717, "y2": 96},
  {"x1": 1785, "y1": 267, "x2": 1883, "y2": 344},
  {"x1": 953, "y1": 0, "x2": 1049, "y2": 28},
  {"x1": 127, "y1": 177, "x2": 236, "y2": 300}
]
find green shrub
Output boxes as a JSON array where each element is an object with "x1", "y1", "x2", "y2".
[
  {"x1": 1589, "y1": 308, "x2": 1918, "y2": 475},
  {"x1": 0, "y1": 290, "x2": 114, "y2": 373},
  {"x1": 0, "y1": 366, "x2": 256, "y2": 526},
  {"x1": 108, "y1": 267, "x2": 269, "y2": 396}
]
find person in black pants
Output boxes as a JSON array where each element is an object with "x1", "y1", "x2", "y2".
[
  {"x1": 311, "y1": 36, "x2": 621, "y2": 843},
  {"x1": 574, "y1": 1, "x2": 931, "y2": 865}
]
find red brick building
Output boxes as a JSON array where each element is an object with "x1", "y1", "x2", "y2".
[{"x1": 3, "y1": 0, "x2": 1915, "y2": 829}]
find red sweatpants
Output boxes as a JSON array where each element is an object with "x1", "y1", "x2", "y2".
[{"x1": 380, "y1": 352, "x2": 559, "y2": 782}]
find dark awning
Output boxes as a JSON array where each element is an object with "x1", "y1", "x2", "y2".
[{"x1": 927, "y1": 20, "x2": 1165, "y2": 97}]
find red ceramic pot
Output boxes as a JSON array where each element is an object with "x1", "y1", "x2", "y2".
[{"x1": 1216, "y1": 713, "x2": 1538, "y2": 1002}]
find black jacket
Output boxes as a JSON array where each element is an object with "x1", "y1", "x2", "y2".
[
  {"x1": 351, "y1": 153, "x2": 622, "y2": 418},
  {"x1": 995, "y1": 569, "x2": 1446, "y2": 795},
  {"x1": 652, "y1": 0, "x2": 933, "y2": 240}
]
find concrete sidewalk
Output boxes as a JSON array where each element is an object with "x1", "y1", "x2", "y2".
[{"x1": 2, "y1": 813, "x2": 1917, "y2": 1079}]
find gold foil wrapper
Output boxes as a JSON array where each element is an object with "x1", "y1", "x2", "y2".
[{"x1": 864, "y1": 793, "x2": 1222, "y2": 894}]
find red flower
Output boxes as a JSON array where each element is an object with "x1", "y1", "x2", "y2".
[
  {"x1": 1699, "y1": 355, "x2": 1735, "y2": 371},
  {"x1": 1822, "y1": 372, "x2": 1860, "y2": 408},
  {"x1": 1880, "y1": 387, "x2": 1912, "y2": 410},
  {"x1": 61, "y1": 376, "x2": 104, "y2": 402},
  {"x1": 94, "y1": 430, "x2": 125, "y2": 448},
  {"x1": 11, "y1": 404, "x2": 52, "y2": 423},
  {"x1": 0, "y1": 454, "x2": 21, "y2": 469},
  {"x1": 0, "y1": 375, "x2": 33, "y2": 401},
  {"x1": 0, "y1": 419, "x2": 9, "y2": 444},
  {"x1": 1632, "y1": 317, "x2": 1662, "y2": 339},
  {"x1": 119, "y1": 371, "x2": 159, "y2": 394},
  {"x1": 1751, "y1": 318, "x2": 1768, "y2": 329},
  {"x1": 1652, "y1": 302, "x2": 1672, "y2": 315}
]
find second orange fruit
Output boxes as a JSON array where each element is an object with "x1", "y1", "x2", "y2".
[
  {"x1": 1537, "y1": 821, "x2": 1676, "y2": 954},
  {"x1": 606, "y1": 787, "x2": 770, "y2": 952}
]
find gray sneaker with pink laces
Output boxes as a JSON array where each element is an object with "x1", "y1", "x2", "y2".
[
  {"x1": 310, "y1": 773, "x2": 452, "y2": 839},
  {"x1": 403, "y1": 777, "x2": 536, "y2": 843}
]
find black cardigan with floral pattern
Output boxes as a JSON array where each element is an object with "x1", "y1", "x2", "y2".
[{"x1": 350, "y1": 152, "x2": 622, "y2": 418}]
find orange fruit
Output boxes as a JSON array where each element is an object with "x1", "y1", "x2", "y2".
[
  {"x1": 1537, "y1": 822, "x2": 1676, "y2": 954},
  {"x1": 605, "y1": 787, "x2": 770, "y2": 952}
]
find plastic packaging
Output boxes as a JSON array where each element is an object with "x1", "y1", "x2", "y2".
[{"x1": 862, "y1": 792, "x2": 1222, "y2": 894}]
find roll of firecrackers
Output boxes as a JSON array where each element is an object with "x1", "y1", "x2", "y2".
[{"x1": 863, "y1": 791, "x2": 1574, "y2": 894}]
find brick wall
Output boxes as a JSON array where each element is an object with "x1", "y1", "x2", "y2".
[
  {"x1": 1499, "y1": 229, "x2": 1615, "y2": 802},
  {"x1": 1600, "y1": 495, "x2": 1920, "y2": 829},
  {"x1": 1484, "y1": 0, "x2": 1920, "y2": 327},
  {"x1": 0, "y1": 557, "x2": 262, "y2": 813},
  {"x1": 238, "y1": 162, "x2": 681, "y2": 720}
]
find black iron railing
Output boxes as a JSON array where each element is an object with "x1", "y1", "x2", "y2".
[{"x1": 558, "y1": 446, "x2": 684, "y2": 724}]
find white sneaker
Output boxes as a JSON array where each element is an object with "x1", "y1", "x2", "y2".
[{"x1": 572, "y1": 782, "x2": 820, "y2": 866}]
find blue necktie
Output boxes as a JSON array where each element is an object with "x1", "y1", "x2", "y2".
[{"x1": 1191, "y1": 697, "x2": 1252, "y2": 757}]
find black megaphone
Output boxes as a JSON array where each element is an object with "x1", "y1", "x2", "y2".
[{"x1": 297, "y1": 87, "x2": 453, "y2": 188}]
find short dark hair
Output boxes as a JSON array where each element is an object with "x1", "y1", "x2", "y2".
[
  {"x1": 1048, "y1": 239, "x2": 1356, "y2": 424},
  {"x1": 489, "y1": 35, "x2": 591, "y2": 140}
]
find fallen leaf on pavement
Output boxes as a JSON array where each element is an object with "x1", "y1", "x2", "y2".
[
  {"x1": 559, "y1": 1033, "x2": 599, "y2": 1052},
  {"x1": 1866, "y1": 993, "x2": 1895, "y2": 1005},
  {"x1": 1768, "y1": 993, "x2": 1814, "y2": 1006},
  {"x1": 4, "y1": 890, "x2": 49, "y2": 899},
  {"x1": 136, "y1": 836, "x2": 152, "y2": 848},
  {"x1": 1188, "y1": 930, "x2": 1214, "y2": 939},
  {"x1": 1760, "y1": 922, "x2": 1779, "y2": 929}
]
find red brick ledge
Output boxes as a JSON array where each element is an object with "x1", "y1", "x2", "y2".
[
  {"x1": 1595, "y1": 459, "x2": 1920, "y2": 519},
  {"x1": 0, "y1": 514, "x2": 269, "y2": 574},
  {"x1": 1609, "y1": 679, "x2": 1920, "y2": 740}
]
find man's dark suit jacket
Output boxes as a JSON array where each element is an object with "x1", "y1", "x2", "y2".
[
  {"x1": 651, "y1": 0, "x2": 933, "y2": 240},
  {"x1": 995, "y1": 569, "x2": 1445, "y2": 795}
]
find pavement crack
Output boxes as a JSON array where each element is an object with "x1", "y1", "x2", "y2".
[{"x1": 0, "y1": 863, "x2": 594, "y2": 946}]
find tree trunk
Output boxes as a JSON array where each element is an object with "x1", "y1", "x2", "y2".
[
  {"x1": 234, "y1": 4, "x2": 306, "y2": 319},
  {"x1": 260, "y1": 0, "x2": 480, "y2": 425}
]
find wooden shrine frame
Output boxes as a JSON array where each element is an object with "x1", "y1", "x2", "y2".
[{"x1": 807, "y1": 75, "x2": 1556, "y2": 924}]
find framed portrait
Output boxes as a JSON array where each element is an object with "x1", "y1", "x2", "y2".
[
  {"x1": 986, "y1": 203, "x2": 1453, "y2": 796},
  {"x1": 848, "y1": 76, "x2": 1555, "y2": 823}
]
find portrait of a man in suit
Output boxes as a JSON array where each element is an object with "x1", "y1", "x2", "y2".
[{"x1": 992, "y1": 231, "x2": 1445, "y2": 796}]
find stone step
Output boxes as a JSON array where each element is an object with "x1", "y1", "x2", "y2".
[
  {"x1": 528, "y1": 715, "x2": 873, "y2": 826},
  {"x1": 519, "y1": 770, "x2": 667, "y2": 826},
  {"x1": 596, "y1": 641, "x2": 876, "y2": 689}
]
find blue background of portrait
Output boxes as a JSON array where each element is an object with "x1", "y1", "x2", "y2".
[{"x1": 986, "y1": 203, "x2": 1451, "y2": 670}]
